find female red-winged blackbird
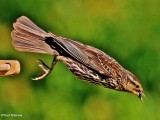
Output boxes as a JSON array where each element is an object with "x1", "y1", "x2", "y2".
[{"x1": 11, "y1": 16, "x2": 145, "y2": 100}]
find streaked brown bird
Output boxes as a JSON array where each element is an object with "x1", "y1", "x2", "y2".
[{"x1": 11, "y1": 16, "x2": 145, "y2": 100}]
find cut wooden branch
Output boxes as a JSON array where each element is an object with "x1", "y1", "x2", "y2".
[
  {"x1": 0, "y1": 63, "x2": 11, "y2": 71},
  {"x1": 0, "y1": 60, "x2": 20, "y2": 76}
]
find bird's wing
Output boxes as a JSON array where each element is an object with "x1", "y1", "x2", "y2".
[{"x1": 49, "y1": 35, "x2": 122, "y2": 78}]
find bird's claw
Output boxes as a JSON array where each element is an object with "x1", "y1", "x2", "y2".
[
  {"x1": 32, "y1": 59, "x2": 50, "y2": 80},
  {"x1": 37, "y1": 59, "x2": 50, "y2": 72},
  {"x1": 32, "y1": 57, "x2": 58, "y2": 80}
]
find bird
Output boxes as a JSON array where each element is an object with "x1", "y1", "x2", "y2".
[{"x1": 11, "y1": 16, "x2": 145, "y2": 100}]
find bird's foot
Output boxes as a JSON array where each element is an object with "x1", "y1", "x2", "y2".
[
  {"x1": 32, "y1": 59, "x2": 50, "y2": 80},
  {"x1": 32, "y1": 56, "x2": 58, "y2": 80}
]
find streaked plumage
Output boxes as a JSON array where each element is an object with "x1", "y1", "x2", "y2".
[{"x1": 11, "y1": 16, "x2": 145, "y2": 100}]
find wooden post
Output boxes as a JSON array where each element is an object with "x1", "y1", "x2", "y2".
[{"x1": 0, "y1": 60, "x2": 20, "y2": 76}]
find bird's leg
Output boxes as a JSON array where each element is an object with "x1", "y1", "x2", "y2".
[{"x1": 32, "y1": 56, "x2": 58, "y2": 80}]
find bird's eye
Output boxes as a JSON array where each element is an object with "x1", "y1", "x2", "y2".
[{"x1": 136, "y1": 85, "x2": 139, "y2": 88}]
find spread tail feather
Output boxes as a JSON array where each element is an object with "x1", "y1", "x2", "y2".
[{"x1": 11, "y1": 16, "x2": 53, "y2": 54}]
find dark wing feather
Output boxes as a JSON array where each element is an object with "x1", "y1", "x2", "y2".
[
  {"x1": 58, "y1": 40, "x2": 89, "y2": 64},
  {"x1": 50, "y1": 35, "x2": 122, "y2": 78}
]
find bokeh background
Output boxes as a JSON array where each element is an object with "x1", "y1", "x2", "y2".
[{"x1": 0, "y1": 0, "x2": 160, "y2": 120}]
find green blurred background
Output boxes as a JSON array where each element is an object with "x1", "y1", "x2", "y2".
[{"x1": 0, "y1": 0, "x2": 160, "y2": 120}]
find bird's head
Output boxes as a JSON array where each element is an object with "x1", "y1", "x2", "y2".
[{"x1": 123, "y1": 71, "x2": 145, "y2": 100}]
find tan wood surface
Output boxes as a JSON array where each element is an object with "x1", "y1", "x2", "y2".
[{"x1": 0, "y1": 60, "x2": 20, "y2": 76}]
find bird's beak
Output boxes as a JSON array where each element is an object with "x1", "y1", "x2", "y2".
[
  {"x1": 138, "y1": 91, "x2": 145, "y2": 101},
  {"x1": 132, "y1": 90, "x2": 145, "y2": 100}
]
